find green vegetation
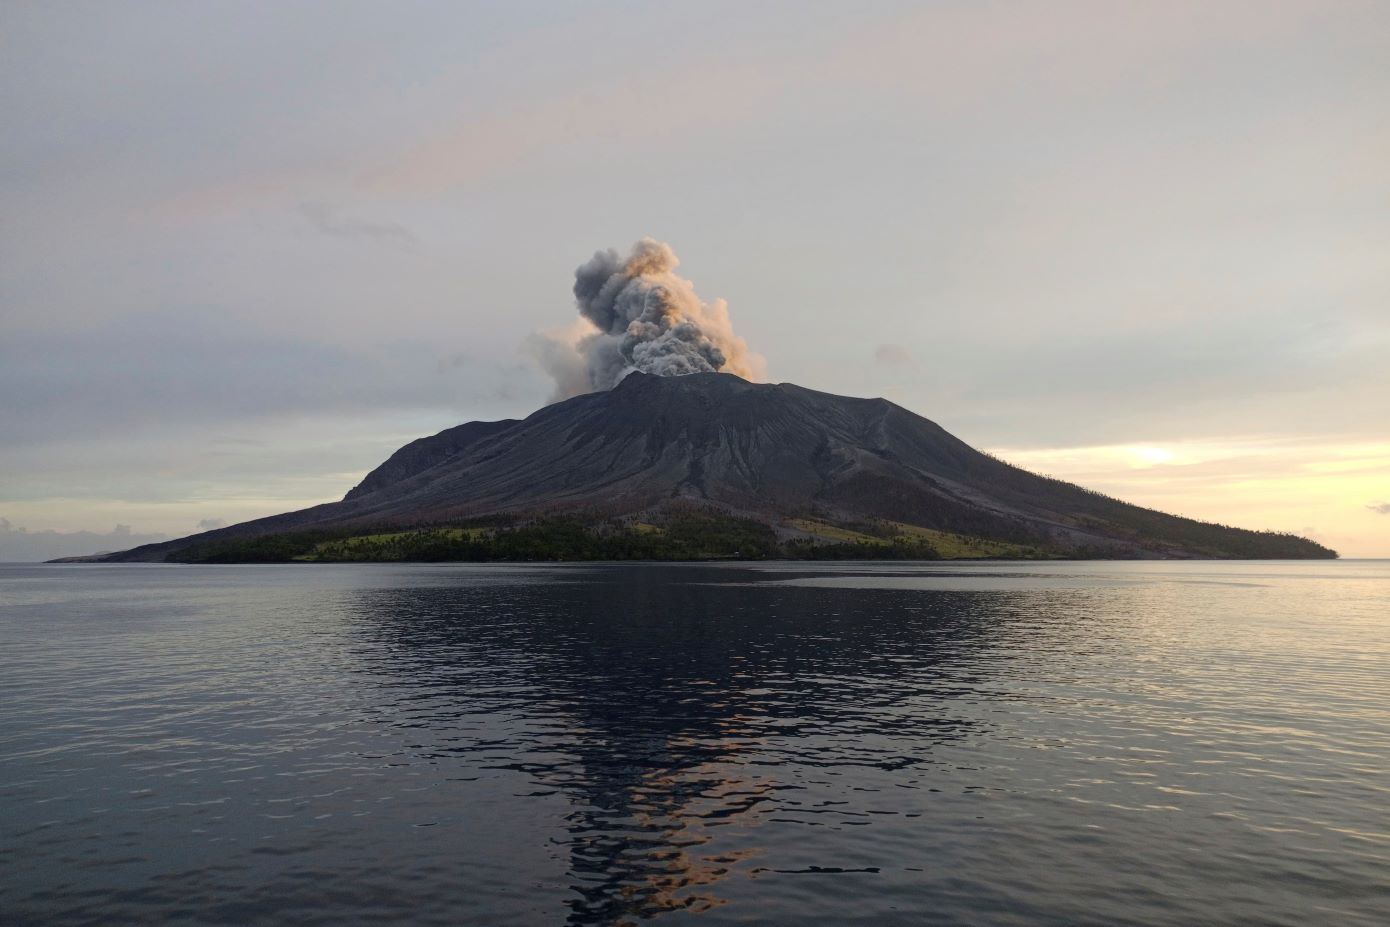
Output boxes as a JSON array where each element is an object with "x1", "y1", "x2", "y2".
[
  {"x1": 170, "y1": 510, "x2": 1070, "y2": 564},
  {"x1": 782, "y1": 537, "x2": 943, "y2": 560},
  {"x1": 882, "y1": 522, "x2": 1046, "y2": 558},
  {"x1": 786, "y1": 518, "x2": 883, "y2": 544},
  {"x1": 174, "y1": 530, "x2": 342, "y2": 563},
  {"x1": 306, "y1": 526, "x2": 492, "y2": 561},
  {"x1": 176, "y1": 504, "x2": 1325, "y2": 565},
  {"x1": 788, "y1": 517, "x2": 1045, "y2": 560},
  {"x1": 173, "y1": 511, "x2": 783, "y2": 564},
  {"x1": 1074, "y1": 513, "x2": 1335, "y2": 559}
]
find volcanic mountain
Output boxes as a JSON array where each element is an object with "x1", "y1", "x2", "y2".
[{"x1": 92, "y1": 372, "x2": 1333, "y2": 561}]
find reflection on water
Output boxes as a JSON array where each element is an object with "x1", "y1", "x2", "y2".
[
  {"x1": 1, "y1": 561, "x2": 1388, "y2": 926},
  {"x1": 349, "y1": 570, "x2": 1006, "y2": 922}
]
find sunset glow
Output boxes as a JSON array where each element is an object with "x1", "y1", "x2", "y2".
[{"x1": 2, "y1": 1, "x2": 1386, "y2": 559}]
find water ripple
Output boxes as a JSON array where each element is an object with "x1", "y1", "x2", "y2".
[{"x1": 2, "y1": 560, "x2": 1388, "y2": 925}]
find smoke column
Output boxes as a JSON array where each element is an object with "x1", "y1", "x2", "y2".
[{"x1": 528, "y1": 238, "x2": 765, "y2": 400}]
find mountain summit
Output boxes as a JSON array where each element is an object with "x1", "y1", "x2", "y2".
[{"x1": 90, "y1": 373, "x2": 1334, "y2": 561}]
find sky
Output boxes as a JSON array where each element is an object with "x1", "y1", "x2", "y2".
[{"x1": 2, "y1": 0, "x2": 1387, "y2": 559}]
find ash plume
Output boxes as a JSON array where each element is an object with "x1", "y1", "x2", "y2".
[{"x1": 528, "y1": 238, "x2": 764, "y2": 400}]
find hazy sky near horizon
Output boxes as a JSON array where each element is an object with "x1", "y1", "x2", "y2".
[{"x1": 2, "y1": 0, "x2": 1388, "y2": 558}]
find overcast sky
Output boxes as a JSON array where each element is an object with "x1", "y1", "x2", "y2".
[{"x1": 2, "y1": 0, "x2": 1387, "y2": 559}]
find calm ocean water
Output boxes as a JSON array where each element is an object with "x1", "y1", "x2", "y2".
[{"x1": 1, "y1": 560, "x2": 1387, "y2": 925}]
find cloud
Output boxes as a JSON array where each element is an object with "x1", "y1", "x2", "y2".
[
  {"x1": 196, "y1": 517, "x2": 227, "y2": 530},
  {"x1": 874, "y1": 344, "x2": 914, "y2": 366},
  {"x1": 0, "y1": 310, "x2": 535, "y2": 444},
  {"x1": 299, "y1": 201, "x2": 418, "y2": 251},
  {"x1": 0, "y1": 517, "x2": 167, "y2": 562},
  {"x1": 984, "y1": 437, "x2": 1390, "y2": 554},
  {"x1": 523, "y1": 323, "x2": 592, "y2": 403},
  {"x1": 529, "y1": 239, "x2": 765, "y2": 401}
]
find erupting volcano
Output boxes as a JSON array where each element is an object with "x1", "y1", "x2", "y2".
[{"x1": 78, "y1": 240, "x2": 1334, "y2": 563}]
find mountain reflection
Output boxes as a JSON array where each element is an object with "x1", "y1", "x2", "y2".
[{"x1": 343, "y1": 565, "x2": 1012, "y2": 924}]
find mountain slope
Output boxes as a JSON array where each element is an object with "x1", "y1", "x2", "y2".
[
  {"x1": 93, "y1": 373, "x2": 1334, "y2": 561},
  {"x1": 343, "y1": 417, "x2": 519, "y2": 501}
]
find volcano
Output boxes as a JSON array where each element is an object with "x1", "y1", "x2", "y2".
[{"x1": 88, "y1": 373, "x2": 1334, "y2": 561}]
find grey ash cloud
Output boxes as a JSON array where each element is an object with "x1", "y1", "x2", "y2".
[
  {"x1": 529, "y1": 239, "x2": 765, "y2": 400},
  {"x1": 1368, "y1": 502, "x2": 1390, "y2": 515},
  {"x1": 299, "y1": 202, "x2": 418, "y2": 251}
]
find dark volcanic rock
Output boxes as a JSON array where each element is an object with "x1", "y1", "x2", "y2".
[
  {"x1": 344, "y1": 418, "x2": 518, "y2": 501},
  {"x1": 95, "y1": 373, "x2": 1335, "y2": 561}
]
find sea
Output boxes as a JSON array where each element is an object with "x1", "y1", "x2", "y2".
[{"x1": 1, "y1": 560, "x2": 1387, "y2": 926}]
